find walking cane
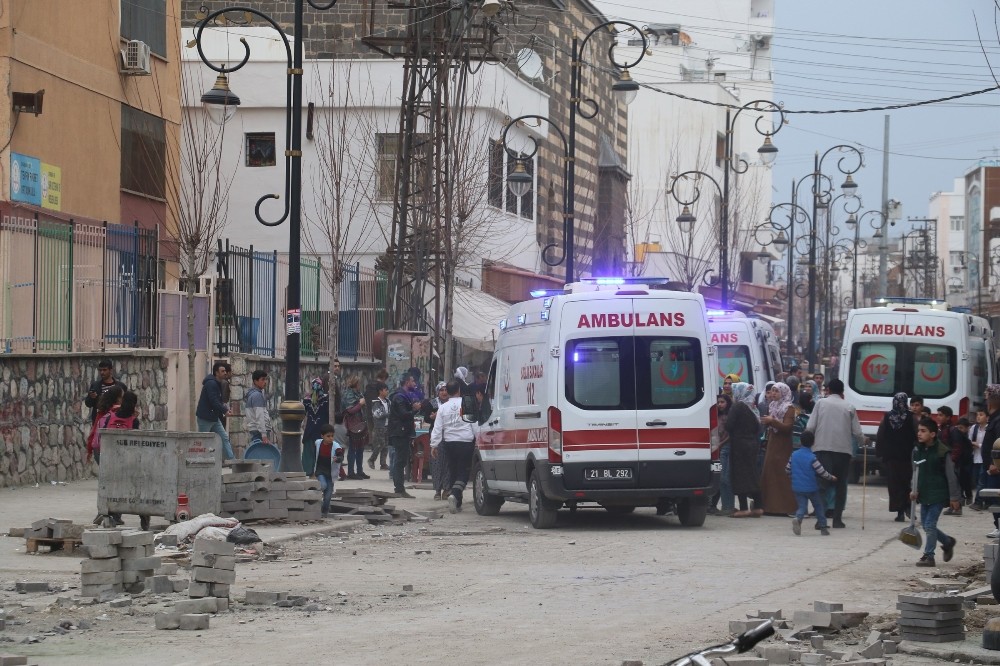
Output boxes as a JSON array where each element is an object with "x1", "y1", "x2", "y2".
[{"x1": 861, "y1": 442, "x2": 868, "y2": 530}]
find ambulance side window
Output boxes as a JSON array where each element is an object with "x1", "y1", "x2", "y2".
[
  {"x1": 971, "y1": 342, "x2": 988, "y2": 410},
  {"x1": 480, "y1": 359, "x2": 496, "y2": 425}
]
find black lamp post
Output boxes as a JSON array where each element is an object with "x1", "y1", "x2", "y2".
[
  {"x1": 667, "y1": 100, "x2": 784, "y2": 308},
  {"x1": 844, "y1": 209, "x2": 888, "y2": 307},
  {"x1": 194, "y1": 1, "x2": 340, "y2": 472},
  {"x1": 501, "y1": 21, "x2": 647, "y2": 284}
]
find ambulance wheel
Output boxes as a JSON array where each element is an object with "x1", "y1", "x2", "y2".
[
  {"x1": 473, "y1": 462, "x2": 504, "y2": 516},
  {"x1": 529, "y1": 471, "x2": 558, "y2": 529},
  {"x1": 677, "y1": 498, "x2": 708, "y2": 527},
  {"x1": 604, "y1": 505, "x2": 636, "y2": 514}
]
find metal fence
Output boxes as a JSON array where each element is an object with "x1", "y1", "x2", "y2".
[
  {"x1": 214, "y1": 240, "x2": 385, "y2": 361},
  {"x1": 0, "y1": 207, "x2": 159, "y2": 353}
]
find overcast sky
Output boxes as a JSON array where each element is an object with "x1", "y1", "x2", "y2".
[{"x1": 592, "y1": 0, "x2": 1000, "y2": 227}]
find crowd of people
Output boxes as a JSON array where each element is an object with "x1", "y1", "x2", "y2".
[{"x1": 712, "y1": 362, "x2": 1000, "y2": 567}]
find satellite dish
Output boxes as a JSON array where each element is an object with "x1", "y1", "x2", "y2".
[{"x1": 516, "y1": 48, "x2": 544, "y2": 81}]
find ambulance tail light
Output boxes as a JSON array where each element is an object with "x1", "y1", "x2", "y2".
[
  {"x1": 959, "y1": 397, "x2": 970, "y2": 419},
  {"x1": 547, "y1": 406, "x2": 563, "y2": 463},
  {"x1": 709, "y1": 403, "x2": 720, "y2": 461}
]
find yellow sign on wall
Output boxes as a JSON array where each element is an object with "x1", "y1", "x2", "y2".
[{"x1": 40, "y1": 162, "x2": 61, "y2": 211}]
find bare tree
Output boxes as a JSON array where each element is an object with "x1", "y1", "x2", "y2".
[{"x1": 302, "y1": 60, "x2": 388, "y2": 383}]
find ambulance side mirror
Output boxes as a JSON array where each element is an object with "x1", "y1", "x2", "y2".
[{"x1": 461, "y1": 395, "x2": 479, "y2": 424}]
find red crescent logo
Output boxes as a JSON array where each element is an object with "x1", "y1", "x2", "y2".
[
  {"x1": 860, "y1": 354, "x2": 888, "y2": 384},
  {"x1": 920, "y1": 365, "x2": 944, "y2": 382},
  {"x1": 717, "y1": 361, "x2": 745, "y2": 379},
  {"x1": 660, "y1": 363, "x2": 689, "y2": 386}
]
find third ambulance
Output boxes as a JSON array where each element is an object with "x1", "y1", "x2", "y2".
[
  {"x1": 465, "y1": 278, "x2": 720, "y2": 529},
  {"x1": 839, "y1": 298, "x2": 996, "y2": 436}
]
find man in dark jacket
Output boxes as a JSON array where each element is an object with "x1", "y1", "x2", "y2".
[
  {"x1": 197, "y1": 361, "x2": 234, "y2": 460},
  {"x1": 387, "y1": 373, "x2": 422, "y2": 497},
  {"x1": 982, "y1": 384, "x2": 1000, "y2": 537},
  {"x1": 84, "y1": 359, "x2": 127, "y2": 424}
]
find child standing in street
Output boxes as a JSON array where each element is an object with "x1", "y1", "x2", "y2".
[
  {"x1": 786, "y1": 430, "x2": 836, "y2": 536},
  {"x1": 912, "y1": 417, "x2": 960, "y2": 567},
  {"x1": 311, "y1": 423, "x2": 344, "y2": 517}
]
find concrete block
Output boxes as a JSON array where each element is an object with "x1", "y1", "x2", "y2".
[
  {"x1": 179, "y1": 614, "x2": 210, "y2": 630},
  {"x1": 883, "y1": 641, "x2": 897, "y2": 654},
  {"x1": 118, "y1": 545, "x2": 154, "y2": 559},
  {"x1": 119, "y1": 530, "x2": 154, "y2": 547},
  {"x1": 897, "y1": 592, "x2": 964, "y2": 606},
  {"x1": 174, "y1": 598, "x2": 219, "y2": 614},
  {"x1": 809, "y1": 635, "x2": 824, "y2": 649},
  {"x1": 191, "y1": 552, "x2": 236, "y2": 570},
  {"x1": 899, "y1": 631, "x2": 965, "y2": 642},
  {"x1": 121, "y1": 556, "x2": 161, "y2": 571},
  {"x1": 145, "y1": 576, "x2": 175, "y2": 594},
  {"x1": 15, "y1": 582, "x2": 49, "y2": 593},
  {"x1": 173, "y1": 578, "x2": 190, "y2": 593},
  {"x1": 30, "y1": 518, "x2": 51, "y2": 529},
  {"x1": 286, "y1": 490, "x2": 323, "y2": 501},
  {"x1": 192, "y1": 567, "x2": 236, "y2": 585},
  {"x1": 188, "y1": 581, "x2": 211, "y2": 598},
  {"x1": 799, "y1": 654, "x2": 827, "y2": 666},
  {"x1": 866, "y1": 630, "x2": 886, "y2": 645},
  {"x1": 267, "y1": 499, "x2": 304, "y2": 509},
  {"x1": 82, "y1": 530, "x2": 123, "y2": 546},
  {"x1": 155, "y1": 562, "x2": 179, "y2": 576},
  {"x1": 80, "y1": 583, "x2": 122, "y2": 598},
  {"x1": 157, "y1": 534, "x2": 179, "y2": 548},
  {"x1": 51, "y1": 523, "x2": 84, "y2": 540},
  {"x1": 215, "y1": 596, "x2": 229, "y2": 611},
  {"x1": 760, "y1": 645, "x2": 790, "y2": 664},
  {"x1": 86, "y1": 545, "x2": 120, "y2": 559},
  {"x1": 25, "y1": 527, "x2": 51, "y2": 539},
  {"x1": 121, "y1": 570, "x2": 144, "y2": 584},
  {"x1": 154, "y1": 613, "x2": 181, "y2": 630},
  {"x1": 245, "y1": 590, "x2": 286, "y2": 605},
  {"x1": 81, "y1": 558, "x2": 122, "y2": 574},
  {"x1": 0, "y1": 654, "x2": 28, "y2": 666},
  {"x1": 813, "y1": 600, "x2": 843, "y2": 612},
  {"x1": 858, "y1": 642, "x2": 883, "y2": 658},
  {"x1": 81, "y1": 571, "x2": 124, "y2": 586},
  {"x1": 193, "y1": 538, "x2": 233, "y2": 556},
  {"x1": 109, "y1": 597, "x2": 132, "y2": 608},
  {"x1": 222, "y1": 481, "x2": 268, "y2": 493},
  {"x1": 222, "y1": 471, "x2": 269, "y2": 484},
  {"x1": 793, "y1": 611, "x2": 833, "y2": 629},
  {"x1": 211, "y1": 583, "x2": 230, "y2": 598}
]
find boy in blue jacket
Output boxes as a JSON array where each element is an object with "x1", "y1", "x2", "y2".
[{"x1": 786, "y1": 430, "x2": 837, "y2": 536}]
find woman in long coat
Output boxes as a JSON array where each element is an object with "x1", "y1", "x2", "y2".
[
  {"x1": 725, "y1": 383, "x2": 763, "y2": 517},
  {"x1": 875, "y1": 392, "x2": 916, "y2": 521},
  {"x1": 759, "y1": 382, "x2": 798, "y2": 515}
]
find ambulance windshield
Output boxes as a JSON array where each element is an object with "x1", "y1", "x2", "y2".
[
  {"x1": 715, "y1": 345, "x2": 753, "y2": 386},
  {"x1": 848, "y1": 342, "x2": 956, "y2": 399}
]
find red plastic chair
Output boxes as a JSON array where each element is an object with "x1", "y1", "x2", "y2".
[{"x1": 411, "y1": 433, "x2": 431, "y2": 482}]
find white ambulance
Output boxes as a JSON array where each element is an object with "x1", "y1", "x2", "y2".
[
  {"x1": 464, "y1": 278, "x2": 720, "y2": 529},
  {"x1": 839, "y1": 298, "x2": 997, "y2": 436},
  {"x1": 707, "y1": 310, "x2": 783, "y2": 391}
]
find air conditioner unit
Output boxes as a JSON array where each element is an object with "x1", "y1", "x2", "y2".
[{"x1": 120, "y1": 40, "x2": 152, "y2": 76}]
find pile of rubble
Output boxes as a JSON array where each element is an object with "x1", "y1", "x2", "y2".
[
  {"x1": 328, "y1": 488, "x2": 440, "y2": 524},
  {"x1": 11, "y1": 518, "x2": 87, "y2": 553},
  {"x1": 219, "y1": 462, "x2": 323, "y2": 522}
]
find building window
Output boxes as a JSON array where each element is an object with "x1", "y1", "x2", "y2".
[
  {"x1": 950, "y1": 216, "x2": 964, "y2": 232},
  {"x1": 120, "y1": 0, "x2": 167, "y2": 57},
  {"x1": 376, "y1": 133, "x2": 431, "y2": 201},
  {"x1": 950, "y1": 251, "x2": 965, "y2": 268},
  {"x1": 246, "y1": 133, "x2": 276, "y2": 167},
  {"x1": 121, "y1": 105, "x2": 165, "y2": 199},
  {"x1": 488, "y1": 140, "x2": 504, "y2": 209}
]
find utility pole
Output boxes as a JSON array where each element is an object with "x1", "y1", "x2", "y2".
[{"x1": 877, "y1": 115, "x2": 890, "y2": 297}]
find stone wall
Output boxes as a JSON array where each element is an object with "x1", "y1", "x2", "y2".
[
  {"x1": 0, "y1": 351, "x2": 382, "y2": 489},
  {"x1": 0, "y1": 353, "x2": 171, "y2": 488}
]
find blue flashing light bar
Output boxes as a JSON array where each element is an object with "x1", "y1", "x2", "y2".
[
  {"x1": 873, "y1": 296, "x2": 943, "y2": 306},
  {"x1": 530, "y1": 289, "x2": 563, "y2": 298},
  {"x1": 581, "y1": 276, "x2": 671, "y2": 286},
  {"x1": 707, "y1": 309, "x2": 742, "y2": 318}
]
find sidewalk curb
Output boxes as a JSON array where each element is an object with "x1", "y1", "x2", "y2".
[
  {"x1": 898, "y1": 637, "x2": 1000, "y2": 664},
  {"x1": 265, "y1": 519, "x2": 365, "y2": 546}
]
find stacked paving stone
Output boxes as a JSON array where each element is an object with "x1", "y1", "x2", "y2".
[
  {"x1": 80, "y1": 529, "x2": 159, "y2": 597},
  {"x1": 189, "y1": 537, "x2": 236, "y2": 599},
  {"x1": 155, "y1": 597, "x2": 227, "y2": 631},
  {"x1": 896, "y1": 592, "x2": 965, "y2": 643},
  {"x1": 21, "y1": 518, "x2": 85, "y2": 541},
  {"x1": 219, "y1": 462, "x2": 322, "y2": 522}
]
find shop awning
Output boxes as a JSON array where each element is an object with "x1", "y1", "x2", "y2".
[{"x1": 450, "y1": 285, "x2": 512, "y2": 352}]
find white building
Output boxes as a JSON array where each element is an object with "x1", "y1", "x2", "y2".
[
  {"x1": 605, "y1": 0, "x2": 776, "y2": 300},
  {"x1": 928, "y1": 178, "x2": 966, "y2": 304},
  {"x1": 182, "y1": 27, "x2": 549, "y2": 291}
]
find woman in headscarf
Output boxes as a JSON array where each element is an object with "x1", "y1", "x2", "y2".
[
  {"x1": 876, "y1": 392, "x2": 917, "y2": 521},
  {"x1": 302, "y1": 376, "x2": 330, "y2": 476},
  {"x1": 709, "y1": 393, "x2": 734, "y2": 515},
  {"x1": 724, "y1": 383, "x2": 763, "y2": 517},
  {"x1": 759, "y1": 382, "x2": 798, "y2": 515},
  {"x1": 721, "y1": 373, "x2": 740, "y2": 396},
  {"x1": 341, "y1": 375, "x2": 370, "y2": 480}
]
